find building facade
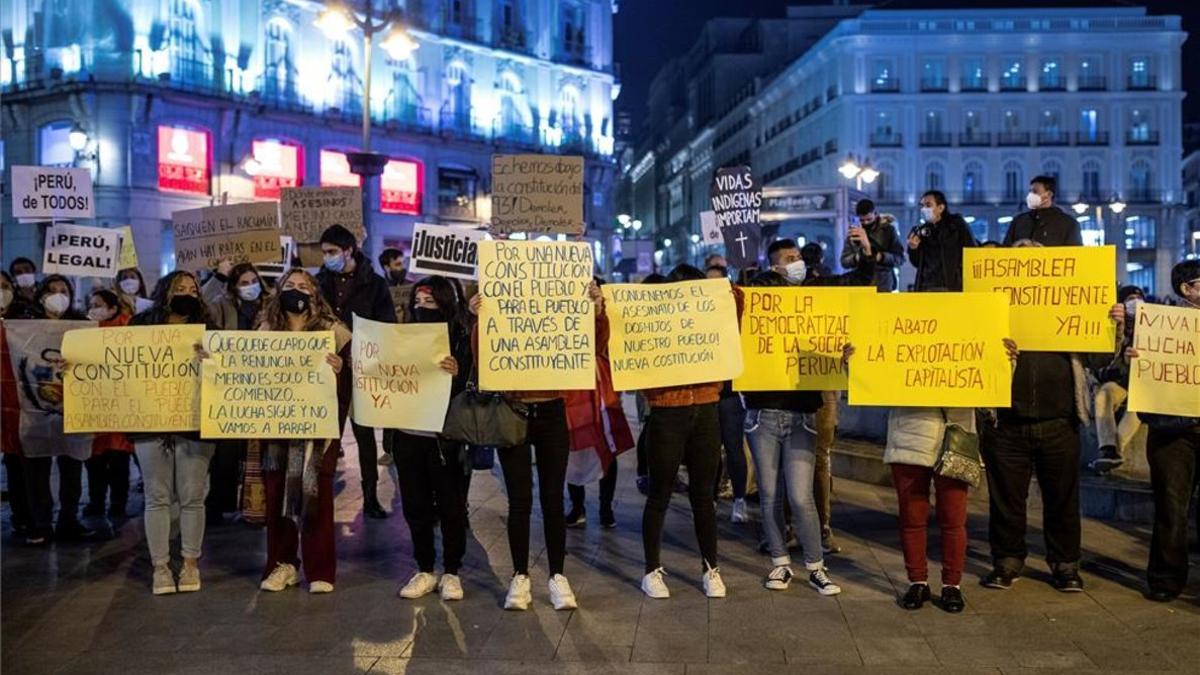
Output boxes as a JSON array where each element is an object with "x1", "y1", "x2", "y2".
[
  {"x1": 626, "y1": 6, "x2": 1186, "y2": 293},
  {"x1": 1, "y1": 0, "x2": 617, "y2": 280}
]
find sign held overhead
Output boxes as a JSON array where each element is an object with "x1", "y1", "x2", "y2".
[
  {"x1": 490, "y1": 154, "x2": 584, "y2": 235},
  {"x1": 172, "y1": 202, "x2": 281, "y2": 273},
  {"x1": 410, "y1": 223, "x2": 487, "y2": 280},
  {"x1": 11, "y1": 166, "x2": 95, "y2": 219},
  {"x1": 280, "y1": 185, "x2": 364, "y2": 244},
  {"x1": 709, "y1": 165, "x2": 762, "y2": 269}
]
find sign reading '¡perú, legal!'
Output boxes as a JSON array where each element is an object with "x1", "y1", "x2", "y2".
[
  {"x1": 490, "y1": 154, "x2": 584, "y2": 235},
  {"x1": 11, "y1": 166, "x2": 95, "y2": 219}
]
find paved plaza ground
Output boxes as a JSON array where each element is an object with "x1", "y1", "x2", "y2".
[{"x1": 3, "y1": 435, "x2": 1200, "y2": 675}]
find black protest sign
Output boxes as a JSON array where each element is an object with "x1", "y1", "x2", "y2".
[{"x1": 709, "y1": 166, "x2": 762, "y2": 269}]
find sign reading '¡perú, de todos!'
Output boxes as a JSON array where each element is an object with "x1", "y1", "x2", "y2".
[
  {"x1": 11, "y1": 166, "x2": 95, "y2": 219},
  {"x1": 490, "y1": 154, "x2": 584, "y2": 235}
]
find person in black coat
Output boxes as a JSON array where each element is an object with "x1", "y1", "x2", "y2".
[
  {"x1": 1003, "y1": 175, "x2": 1084, "y2": 247},
  {"x1": 842, "y1": 198, "x2": 905, "y2": 292},
  {"x1": 316, "y1": 224, "x2": 397, "y2": 519},
  {"x1": 906, "y1": 190, "x2": 976, "y2": 292}
]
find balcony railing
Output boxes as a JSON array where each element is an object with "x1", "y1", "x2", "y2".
[
  {"x1": 1126, "y1": 130, "x2": 1160, "y2": 145},
  {"x1": 556, "y1": 42, "x2": 591, "y2": 68},
  {"x1": 1127, "y1": 75, "x2": 1158, "y2": 91},
  {"x1": 1036, "y1": 130, "x2": 1070, "y2": 146},
  {"x1": 920, "y1": 77, "x2": 949, "y2": 92},
  {"x1": 958, "y1": 131, "x2": 992, "y2": 146},
  {"x1": 871, "y1": 79, "x2": 900, "y2": 93},
  {"x1": 385, "y1": 101, "x2": 433, "y2": 132},
  {"x1": 495, "y1": 24, "x2": 533, "y2": 54},
  {"x1": 1075, "y1": 131, "x2": 1110, "y2": 145},
  {"x1": 999, "y1": 78, "x2": 1025, "y2": 92},
  {"x1": 1078, "y1": 75, "x2": 1107, "y2": 91},
  {"x1": 439, "y1": 107, "x2": 476, "y2": 136},
  {"x1": 869, "y1": 131, "x2": 903, "y2": 147},
  {"x1": 960, "y1": 79, "x2": 987, "y2": 92},
  {"x1": 1039, "y1": 79, "x2": 1066, "y2": 92},
  {"x1": 997, "y1": 131, "x2": 1031, "y2": 146},
  {"x1": 961, "y1": 191, "x2": 988, "y2": 204},
  {"x1": 919, "y1": 131, "x2": 952, "y2": 147},
  {"x1": 492, "y1": 119, "x2": 539, "y2": 147},
  {"x1": 1127, "y1": 189, "x2": 1160, "y2": 203},
  {"x1": 441, "y1": 16, "x2": 482, "y2": 42},
  {"x1": 255, "y1": 73, "x2": 310, "y2": 113}
]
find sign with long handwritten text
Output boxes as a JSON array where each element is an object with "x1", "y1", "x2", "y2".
[
  {"x1": 848, "y1": 292, "x2": 1012, "y2": 407},
  {"x1": 490, "y1": 154, "x2": 584, "y2": 235},
  {"x1": 172, "y1": 202, "x2": 281, "y2": 273},
  {"x1": 963, "y1": 246, "x2": 1116, "y2": 352},
  {"x1": 1128, "y1": 304, "x2": 1199, "y2": 417},
  {"x1": 352, "y1": 316, "x2": 452, "y2": 432},
  {"x1": 280, "y1": 186, "x2": 364, "y2": 243}
]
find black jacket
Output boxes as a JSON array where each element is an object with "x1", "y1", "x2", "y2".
[
  {"x1": 316, "y1": 252, "x2": 397, "y2": 326},
  {"x1": 907, "y1": 213, "x2": 975, "y2": 292},
  {"x1": 840, "y1": 215, "x2": 905, "y2": 292},
  {"x1": 1003, "y1": 205, "x2": 1084, "y2": 247}
]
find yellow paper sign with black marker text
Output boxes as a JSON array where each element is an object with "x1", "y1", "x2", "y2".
[{"x1": 1127, "y1": 303, "x2": 1200, "y2": 417}]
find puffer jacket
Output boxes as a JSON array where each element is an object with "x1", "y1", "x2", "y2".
[{"x1": 883, "y1": 407, "x2": 977, "y2": 468}]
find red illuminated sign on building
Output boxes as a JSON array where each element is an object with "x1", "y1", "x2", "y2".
[
  {"x1": 320, "y1": 149, "x2": 362, "y2": 187},
  {"x1": 381, "y1": 158, "x2": 423, "y2": 215},
  {"x1": 251, "y1": 140, "x2": 302, "y2": 199},
  {"x1": 157, "y1": 126, "x2": 211, "y2": 195}
]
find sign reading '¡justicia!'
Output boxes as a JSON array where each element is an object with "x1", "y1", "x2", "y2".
[{"x1": 490, "y1": 154, "x2": 585, "y2": 235}]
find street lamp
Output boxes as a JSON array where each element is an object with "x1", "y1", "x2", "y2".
[
  {"x1": 68, "y1": 123, "x2": 89, "y2": 152},
  {"x1": 839, "y1": 155, "x2": 879, "y2": 191},
  {"x1": 617, "y1": 213, "x2": 632, "y2": 227},
  {"x1": 1072, "y1": 201, "x2": 1090, "y2": 215}
]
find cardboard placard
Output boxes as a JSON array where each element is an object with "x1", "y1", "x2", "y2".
[
  {"x1": 42, "y1": 223, "x2": 122, "y2": 278},
  {"x1": 477, "y1": 240, "x2": 595, "y2": 391},
  {"x1": 172, "y1": 202, "x2": 281, "y2": 273},
  {"x1": 410, "y1": 223, "x2": 487, "y2": 280},
  {"x1": 280, "y1": 186, "x2": 364, "y2": 244},
  {"x1": 1127, "y1": 304, "x2": 1200, "y2": 417},
  {"x1": 11, "y1": 165, "x2": 95, "y2": 219},
  {"x1": 490, "y1": 154, "x2": 584, "y2": 235},
  {"x1": 963, "y1": 246, "x2": 1117, "y2": 352},
  {"x1": 116, "y1": 226, "x2": 139, "y2": 270},
  {"x1": 699, "y1": 210, "x2": 722, "y2": 246},
  {"x1": 709, "y1": 166, "x2": 762, "y2": 268},
  {"x1": 351, "y1": 316, "x2": 452, "y2": 432}
]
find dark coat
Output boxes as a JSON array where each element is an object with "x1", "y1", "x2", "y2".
[
  {"x1": 316, "y1": 252, "x2": 397, "y2": 326},
  {"x1": 907, "y1": 213, "x2": 976, "y2": 292},
  {"x1": 841, "y1": 214, "x2": 905, "y2": 292},
  {"x1": 1004, "y1": 205, "x2": 1084, "y2": 247}
]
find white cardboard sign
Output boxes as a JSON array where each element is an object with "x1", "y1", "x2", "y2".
[
  {"x1": 42, "y1": 223, "x2": 122, "y2": 278},
  {"x1": 11, "y1": 166, "x2": 95, "y2": 219},
  {"x1": 409, "y1": 223, "x2": 487, "y2": 280}
]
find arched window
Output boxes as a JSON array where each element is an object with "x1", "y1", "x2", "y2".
[
  {"x1": 875, "y1": 161, "x2": 896, "y2": 202},
  {"x1": 559, "y1": 85, "x2": 582, "y2": 139},
  {"x1": 388, "y1": 57, "x2": 420, "y2": 123},
  {"x1": 1003, "y1": 160, "x2": 1024, "y2": 200},
  {"x1": 925, "y1": 161, "x2": 944, "y2": 192},
  {"x1": 263, "y1": 19, "x2": 295, "y2": 102},
  {"x1": 496, "y1": 71, "x2": 529, "y2": 138},
  {"x1": 442, "y1": 60, "x2": 471, "y2": 131},
  {"x1": 1130, "y1": 160, "x2": 1153, "y2": 201},
  {"x1": 328, "y1": 39, "x2": 361, "y2": 113},
  {"x1": 1081, "y1": 159, "x2": 1102, "y2": 200},
  {"x1": 168, "y1": 0, "x2": 210, "y2": 84},
  {"x1": 1041, "y1": 159, "x2": 1062, "y2": 183},
  {"x1": 963, "y1": 161, "x2": 983, "y2": 203}
]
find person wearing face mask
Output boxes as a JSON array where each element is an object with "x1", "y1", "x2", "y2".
[
  {"x1": 0, "y1": 271, "x2": 37, "y2": 541},
  {"x1": 114, "y1": 267, "x2": 153, "y2": 315},
  {"x1": 907, "y1": 190, "x2": 977, "y2": 292},
  {"x1": 392, "y1": 276, "x2": 473, "y2": 601},
  {"x1": 129, "y1": 271, "x2": 216, "y2": 595},
  {"x1": 0, "y1": 270, "x2": 29, "y2": 319},
  {"x1": 9, "y1": 257, "x2": 39, "y2": 304},
  {"x1": 255, "y1": 269, "x2": 351, "y2": 595},
  {"x1": 379, "y1": 247, "x2": 414, "y2": 323},
  {"x1": 1088, "y1": 285, "x2": 1147, "y2": 473},
  {"x1": 82, "y1": 290, "x2": 135, "y2": 523},
  {"x1": 841, "y1": 199, "x2": 905, "y2": 292},
  {"x1": 315, "y1": 224, "x2": 397, "y2": 520}
]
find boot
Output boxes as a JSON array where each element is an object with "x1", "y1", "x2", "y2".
[{"x1": 363, "y1": 482, "x2": 388, "y2": 519}]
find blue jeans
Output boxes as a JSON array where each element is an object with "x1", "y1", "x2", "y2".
[{"x1": 746, "y1": 409, "x2": 823, "y2": 567}]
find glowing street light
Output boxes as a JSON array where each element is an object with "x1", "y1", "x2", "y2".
[
  {"x1": 1109, "y1": 198, "x2": 1127, "y2": 214},
  {"x1": 838, "y1": 157, "x2": 861, "y2": 180},
  {"x1": 617, "y1": 214, "x2": 632, "y2": 227},
  {"x1": 68, "y1": 123, "x2": 89, "y2": 152},
  {"x1": 839, "y1": 155, "x2": 881, "y2": 190},
  {"x1": 1072, "y1": 202, "x2": 1090, "y2": 215}
]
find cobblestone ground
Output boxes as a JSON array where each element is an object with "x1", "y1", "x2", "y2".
[{"x1": 3, "y1": 431, "x2": 1200, "y2": 675}]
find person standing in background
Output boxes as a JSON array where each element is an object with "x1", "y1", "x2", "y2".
[
  {"x1": 842, "y1": 198, "x2": 904, "y2": 293},
  {"x1": 9, "y1": 258, "x2": 38, "y2": 305},
  {"x1": 82, "y1": 289, "x2": 135, "y2": 523},
  {"x1": 907, "y1": 190, "x2": 976, "y2": 293},
  {"x1": 379, "y1": 247, "x2": 414, "y2": 324}
]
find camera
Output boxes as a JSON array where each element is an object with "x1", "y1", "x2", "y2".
[{"x1": 910, "y1": 224, "x2": 933, "y2": 240}]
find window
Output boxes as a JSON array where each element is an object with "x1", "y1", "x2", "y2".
[
  {"x1": 1081, "y1": 160, "x2": 1101, "y2": 200},
  {"x1": 872, "y1": 59, "x2": 897, "y2": 91},
  {"x1": 263, "y1": 19, "x2": 295, "y2": 101},
  {"x1": 925, "y1": 162, "x2": 944, "y2": 192},
  {"x1": 328, "y1": 39, "x2": 360, "y2": 113},
  {"x1": 1040, "y1": 109, "x2": 1061, "y2": 133},
  {"x1": 874, "y1": 162, "x2": 895, "y2": 201},
  {"x1": 1128, "y1": 109, "x2": 1152, "y2": 143},
  {"x1": 168, "y1": 0, "x2": 209, "y2": 83},
  {"x1": 1129, "y1": 161, "x2": 1152, "y2": 201},
  {"x1": 1042, "y1": 160, "x2": 1061, "y2": 184},
  {"x1": 961, "y1": 110, "x2": 985, "y2": 144},
  {"x1": 963, "y1": 162, "x2": 983, "y2": 202},
  {"x1": 496, "y1": 72, "x2": 528, "y2": 138},
  {"x1": 1079, "y1": 55, "x2": 1104, "y2": 90},
  {"x1": 871, "y1": 111, "x2": 898, "y2": 145},
  {"x1": 501, "y1": 0, "x2": 518, "y2": 31},
  {"x1": 1129, "y1": 56, "x2": 1153, "y2": 89},
  {"x1": 448, "y1": 0, "x2": 469, "y2": 24},
  {"x1": 961, "y1": 57, "x2": 985, "y2": 90},
  {"x1": 442, "y1": 61, "x2": 471, "y2": 131},
  {"x1": 250, "y1": 139, "x2": 302, "y2": 199},
  {"x1": 437, "y1": 166, "x2": 478, "y2": 219},
  {"x1": 1079, "y1": 108, "x2": 1100, "y2": 142},
  {"x1": 559, "y1": 85, "x2": 583, "y2": 140},
  {"x1": 157, "y1": 125, "x2": 210, "y2": 195},
  {"x1": 921, "y1": 58, "x2": 947, "y2": 90},
  {"x1": 1124, "y1": 214, "x2": 1156, "y2": 248},
  {"x1": 319, "y1": 149, "x2": 361, "y2": 187},
  {"x1": 39, "y1": 121, "x2": 76, "y2": 167},
  {"x1": 1003, "y1": 109, "x2": 1021, "y2": 131},
  {"x1": 381, "y1": 158, "x2": 423, "y2": 215},
  {"x1": 1003, "y1": 161, "x2": 1023, "y2": 200},
  {"x1": 1039, "y1": 58, "x2": 1062, "y2": 90},
  {"x1": 922, "y1": 110, "x2": 947, "y2": 144},
  {"x1": 1001, "y1": 57, "x2": 1024, "y2": 90},
  {"x1": 388, "y1": 58, "x2": 420, "y2": 122},
  {"x1": 562, "y1": 3, "x2": 585, "y2": 57}
]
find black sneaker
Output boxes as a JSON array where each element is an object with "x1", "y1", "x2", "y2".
[
  {"x1": 1090, "y1": 445, "x2": 1124, "y2": 473},
  {"x1": 940, "y1": 586, "x2": 966, "y2": 613},
  {"x1": 635, "y1": 476, "x2": 649, "y2": 496},
  {"x1": 1147, "y1": 587, "x2": 1179, "y2": 603},
  {"x1": 54, "y1": 520, "x2": 96, "y2": 541},
  {"x1": 981, "y1": 570, "x2": 1018, "y2": 590},
  {"x1": 600, "y1": 509, "x2": 616, "y2": 529},
  {"x1": 900, "y1": 583, "x2": 931, "y2": 610},
  {"x1": 1052, "y1": 571, "x2": 1084, "y2": 593},
  {"x1": 565, "y1": 506, "x2": 586, "y2": 528}
]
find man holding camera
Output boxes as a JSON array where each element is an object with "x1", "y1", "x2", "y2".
[
  {"x1": 906, "y1": 190, "x2": 976, "y2": 292},
  {"x1": 842, "y1": 199, "x2": 905, "y2": 292}
]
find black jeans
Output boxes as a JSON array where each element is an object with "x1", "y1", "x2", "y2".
[
  {"x1": 391, "y1": 432, "x2": 468, "y2": 574},
  {"x1": 717, "y1": 395, "x2": 748, "y2": 499},
  {"x1": 1146, "y1": 426, "x2": 1200, "y2": 594},
  {"x1": 568, "y1": 460, "x2": 618, "y2": 513},
  {"x1": 981, "y1": 417, "x2": 1081, "y2": 574},
  {"x1": 349, "y1": 421, "x2": 379, "y2": 488},
  {"x1": 4, "y1": 454, "x2": 31, "y2": 530},
  {"x1": 86, "y1": 451, "x2": 131, "y2": 513},
  {"x1": 497, "y1": 399, "x2": 570, "y2": 576},
  {"x1": 635, "y1": 425, "x2": 649, "y2": 478},
  {"x1": 642, "y1": 403, "x2": 721, "y2": 572},
  {"x1": 206, "y1": 441, "x2": 244, "y2": 516},
  {"x1": 23, "y1": 455, "x2": 84, "y2": 536}
]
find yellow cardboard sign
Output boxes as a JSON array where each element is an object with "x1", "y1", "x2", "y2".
[
  {"x1": 477, "y1": 240, "x2": 596, "y2": 391},
  {"x1": 62, "y1": 325, "x2": 204, "y2": 432},
  {"x1": 200, "y1": 330, "x2": 339, "y2": 439},
  {"x1": 734, "y1": 287, "x2": 873, "y2": 391},
  {"x1": 963, "y1": 246, "x2": 1116, "y2": 352},
  {"x1": 847, "y1": 292, "x2": 1012, "y2": 407},
  {"x1": 116, "y1": 226, "x2": 138, "y2": 270},
  {"x1": 603, "y1": 278, "x2": 743, "y2": 391},
  {"x1": 1128, "y1": 304, "x2": 1200, "y2": 417},
  {"x1": 352, "y1": 316, "x2": 452, "y2": 432}
]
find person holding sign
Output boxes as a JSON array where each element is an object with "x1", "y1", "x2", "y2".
[
  {"x1": 128, "y1": 271, "x2": 216, "y2": 595},
  {"x1": 254, "y1": 269, "x2": 351, "y2": 595},
  {"x1": 392, "y1": 276, "x2": 472, "y2": 602},
  {"x1": 81, "y1": 289, "x2": 135, "y2": 522}
]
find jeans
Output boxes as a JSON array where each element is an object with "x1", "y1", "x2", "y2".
[
  {"x1": 642, "y1": 403, "x2": 721, "y2": 572},
  {"x1": 981, "y1": 417, "x2": 1081, "y2": 575},
  {"x1": 263, "y1": 444, "x2": 337, "y2": 584},
  {"x1": 1146, "y1": 427, "x2": 1200, "y2": 594},
  {"x1": 746, "y1": 409, "x2": 823, "y2": 567},
  {"x1": 86, "y1": 451, "x2": 131, "y2": 514},
  {"x1": 1093, "y1": 382, "x2": 1142, "y2": 455},
  {"x1": 135, "y1": 436, "x2": 215, "y2": 566},
  {"x1": 814, "y1": 391, "x2": 839, "y2": 536},
  {"x1": 891, "y1": 463, "x2": 969, "y2": 586},
  {"x1": 568, "y1": 459, "x2": 618, "y2": 513},
  {"x1": 392, "y1": 432, "x2": 468, "y2": 575},
  {"x1": 717, "y1": 395, "x2": 748, "y2": 499},
  {"x1": 497, "y1": 399, "x2": 570, "y2": 576}
]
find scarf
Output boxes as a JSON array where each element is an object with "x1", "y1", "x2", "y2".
[{"x1": 263, "y1": 439, "x2": 325, "y2": 525}]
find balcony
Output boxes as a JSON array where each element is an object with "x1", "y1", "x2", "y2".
[
  {"x1": 997, "y1": 131, "x2": 1031, "y2": 146},
  {"x1": 871, "y1": 79, "x2": 900, "y2": 93},
  {"x1": 1127, "y1": 75, "x2": 1158, "y2": 91},
  {"x1": 1127, "y1": 189, "x2": 1161, "y2": 203},
  {"x1": 1039, "y1": 79, "x2": 1066, "y2": 92},
  {"x1": 1036, "y1": 130, "x2": 1070, "y2": 146},
  {"x1": 960, "y1": 79, "x2": 987, "y2": 92},
  {"x1": 1078, "y1": 75, "x2": 1107, "y2": 91},
  {"x1": 958, "y1": 131, "x2": 992, "y2": 146},
  {"x1": 441, "y1": 16, "x2": 482, "y2": 42},
  {"x1": 556, "y1": 40, "x2": 591, "y2": 68},
  {"x1": 919, "y1": 131, "x2": 953, "y2": 147},
  {"x1": 999, "y1": 78, "x2": 1025, "y2": 92},
  {"x1": 495, "y1": 24, "x2": 533, "y2": 55},
  {"x1": 1075, "y1": 131, "x2": 1110, "y2": 145},
  {"x1": 439, "y1": 107, "x2": 477, "y2": 137},
  {"x1": 961, "y1": 191, "x2": 988, "y2": 205},
  {"x1": 255, "y1": 73, "x2": 309, "y2": 113},
  {"x1": 869, "y1": 131, "x2": 903, "y2": 147},
  {"x1": 1126, "y1": 130, "x2": 1160, "y2": 145},
  {"x1": 385, "y1": 101, "x2": 433, "y2": 133},
  {"x1": 920, "y1": 77, "x2": 949, "y2": 92}
]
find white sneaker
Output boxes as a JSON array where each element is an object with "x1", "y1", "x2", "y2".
[
  {"x1": 439, "y1": 574, "x2": 464, "y2": 601},
  {"x1": 731, "y1": 498, "x2": 750, "y2": 523},
  {"x1": 260, "y1": 563, "x2": 300, "y2": 592},
  {"x1": 177, "y1": 564, "x2": 201, "y2": 593},
  {"x1": 641, "y1": 568, "x2": 670, "y2": 599},
  {"x1": 152, "y1": 564, "x2": 176, "y2": 596},
  {"x1": 703, "y1": 565, "x2": 727, "y2": 598},
  {"x1": 504, "y1": 574, "x2": 532, "y2": 610},
  {"x1": 309, "y1": 581, "x2": 334, "y2": 594},
  {"x1": 398, "y1": 572, "x2": 439, "y2": 599},
  {"x1": 807, "y1": 564, "x2": 842, "y2": 596},
  {"x1": 548, "y1": 574, "x2": 578, "y2": 610},
  {"x1": 764, "y1": 565, "x2": 793, "y2": 591}
]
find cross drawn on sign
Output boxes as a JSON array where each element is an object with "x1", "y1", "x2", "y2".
[{"x1": 734, "y1": 230, "x2": 750, "y2": 257}]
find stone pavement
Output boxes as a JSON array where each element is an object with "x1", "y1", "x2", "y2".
[{"x1": 3, "y1": 440, "x2": 1200, "y2": 675}]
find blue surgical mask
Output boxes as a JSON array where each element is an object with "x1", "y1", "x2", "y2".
[
  {"x1": 323, "y1": 253, "x2": 346, "y2": 273},
  {"x1": 238, "y1": 282, "x2": 262, "y2": 302}
]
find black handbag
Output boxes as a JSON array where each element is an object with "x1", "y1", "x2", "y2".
[
  {"x1": 933, "y1": 409, "x2": 984, "y2": 488},
  {"x1": 441, "y1": 367, "x2": 529, "y2": 447}
]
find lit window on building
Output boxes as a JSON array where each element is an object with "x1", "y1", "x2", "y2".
[
  {"x1": 157, "y1": 125, "x2": 210, "y2": 195},
  {"x1": 1129, "y1": 162, "x2": 1153, "y2": 201},
  {"x1": 871, "y1": 59, "x2": 896, "y2": 90},
  {"x1": 437, "y1": 167, "x2": 477, "y2": 219},
  {"x1": 381, "y1": 158, "x2": 423, "y2": 215},
  {"x1": 320, "y1": 149, "x2": 361, "y2": 187},
  {"x1": 961, "y1": 57, "x2": 985, "y2": 90},
  {"x1": 1039, "y1": 59, "x2": 1061, "y2": 89},
  {"x1": 1124, "y1": 215, "x2": 1156, "y2": 248},
  {"x1": 443, "y1": 61, "x2": 471, "y2": 130},
  {"x1": 40, "y1": 121, "x2": 76, "y2": 167},
  {"x1": 921, "y1": 58, "x2": 946, "y2": 90},
  {"x1": 251, "y1": 139, "x2": 302, "y2": 199},
  {"x1": 168, "y1": 0, "x2": 210, "y2": 85},
  {"x1": 1001, "y1": 58, "x2": 1023, "y2": 89},
  {"x1": 1129, "y1": 109, "x2": 1152, "y2": 143},
  {"x1": 1130, "y1": 56, "x2": 1152, "y2": 88},
  {"x1": 1079, "y1": 109, "x2": 1099, "y2": 142},
  {"x1": 329, "y1": 40, "x2": 361, "y2": 113},
  {"x1": 263, "y1": 19, "x2": 295, "y2": 102}
]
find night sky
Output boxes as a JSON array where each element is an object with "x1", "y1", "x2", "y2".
[{"x1": 615, "y1": 0, "x2": 1200, "y2": 133}]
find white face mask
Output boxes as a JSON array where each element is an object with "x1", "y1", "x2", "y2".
[
  {"x1": 237, "y1": 282, "x2": 262, "y2": 302},
  {"x1": 119, "y1": 278, "x2": 141, "y2": 295},
  {"x1": 1026, "y1": 191, "x2": 1044, "y2": 210},
  {"x1": 42, "y1": 293, "x2": 70, "y2": 316},
  {"x1": 920, "y1": 206, "x2": 935, "y2": 223},
  {"x1": 1124, "y1": 298, "x2": 1141, "y2": 316},
  {"x1": 784, "y1": 260, "x2": 807, "y2": 282},
  {"x1": 0, "y1": 288, "x2": 12, "y2": 310},
  {"x1": 15, "y1": 273, "x2": 36, "y2": 289},
  {"x1": 88, "y1": 306, "x2": 116, "y2": 322}
]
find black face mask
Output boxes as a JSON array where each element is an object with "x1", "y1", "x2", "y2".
[
  {"x1": 412, "y1": 307, "x2": 446, "y2": 323},
  {"x1": 169, "y1": 294, "x2": 201, "y2": 316},
  {"x1": 280, "y1": 289, "x2": 311, "y2": 315}
]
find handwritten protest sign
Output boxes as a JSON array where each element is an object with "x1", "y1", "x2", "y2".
[
  {"x1": 477, "y1": 240, "x2": 595, "y2": 390},
  {"x1": 62, "y1": 325, "x2": 204, "y2": 433},
  {"x1": 603, "y1": 278, "x2": 743, "y2": 391},
  {"x1": 490, "y1": 154, "x2": 584, "y2": 235},
  {"x1": 1128, "y1": 304, "x2": 1200, "y2": 417},
  {"x1": 699, "y1": 210, "x2": 722, "y2": 246},
  {"x1": 200, "y1": 331, "x2": 339, "y2": 439},
  {"x1": 734, "y1": 287, "x2": 871, "y2": 391},
  {"x1": 42, "y1": 224, "x2": 122, "y2": 278},
  {"x1": 410, "y1": 223, "x2": 486, "y2": 280},
  {"x1": 963, "y1": 246, "x2": 1116, "y2": 352},
  {"x1": 847, "y1": 292, "x2": 1012, "y2": 407},
  {"x1": 280, "y1": 186, "x2": 364, "y2": 243},
  {"x1": 116, "y1": 226, "x2": 139, "y2": 270},
  {"x1": 352, "y1": 316, "x2": 452, "y2": 431},
  {"x1": 11, "y1": 166, "x2": 94, "y2": 219},
  {"x1": 172, "y1": 202, "x2": 280, "y2": 273},
  {"x1": 6, "y1": 320, "x2": 95, "y2": 458},
  {"x1": 709, "y1": 166, "x2": 762, "y2": 268}
]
